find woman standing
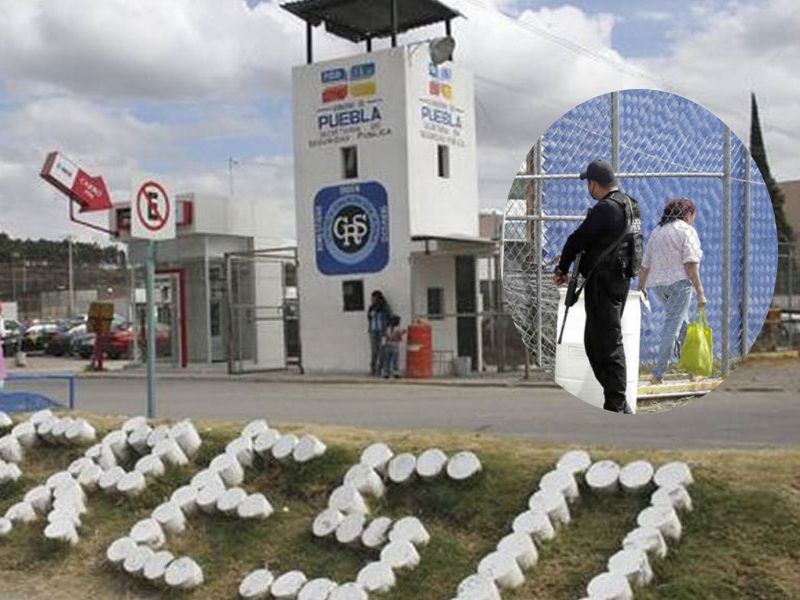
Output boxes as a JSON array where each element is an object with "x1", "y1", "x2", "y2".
[
  {"x1": 367, "y1": 290, "x2": 391, "y2": 376},
  {"x1": 638, "y1": 198, "x2": 706, "y2": 384}
]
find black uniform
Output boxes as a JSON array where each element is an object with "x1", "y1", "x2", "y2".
[{"x1": 557, "y1": 190, "x2": 641, "y2": 413}]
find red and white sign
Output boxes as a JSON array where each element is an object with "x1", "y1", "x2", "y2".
[
  {"x1": 40, "y1": 151, "x2": 112, "y2": 212},
  {"x1": 131, "y1": 172, "x2": 175, "y2": 240}
]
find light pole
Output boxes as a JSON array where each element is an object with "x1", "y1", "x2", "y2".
[
  {"x1": 66, "y1": 235, "x2": 75, "y2": 317},
  {"x1": 10, "y1": 252, "x2": 18, "y2": 302}
]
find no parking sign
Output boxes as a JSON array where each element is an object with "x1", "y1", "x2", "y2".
[{"x1": 131, "y1": 173, "x2": 175, "y2": 240}]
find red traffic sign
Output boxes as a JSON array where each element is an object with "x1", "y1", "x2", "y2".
[
  {"x1": 40, "y1": 151, "x2": 112, "y2": 213},
  {"x1": 131, "y1": 173, "x2": 175, "y2": 240}
]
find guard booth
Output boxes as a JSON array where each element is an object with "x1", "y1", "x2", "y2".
[
  {"x1": 284, "y1": 0, "x2": 494, "y2": 375},
  {"x1": 111, "y1": 193, "x2": 292, "y2": 368}
]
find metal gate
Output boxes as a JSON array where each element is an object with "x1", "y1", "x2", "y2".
[
  {"x1": 503, "y1": 89, "x2": 778, "y2": 377},
  {"x1": 225, "y1": 247, "x2": 301, "y2": 374}
]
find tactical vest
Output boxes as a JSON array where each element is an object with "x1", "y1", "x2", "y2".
[{"x1": 584, "y1": 190, "x2": 643, "y2": 279}]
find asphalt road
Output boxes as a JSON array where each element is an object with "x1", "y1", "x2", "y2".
[{"x1": 6, "y1": 360, "x2": 799, "y2": 450}]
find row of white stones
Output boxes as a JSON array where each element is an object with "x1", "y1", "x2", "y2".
[
  {"x1": 107, "y1": 419, "x2": 327, "y2": 591},
  {"x1": 581, "y1": 461, "x2": 694, "y2": 600},
  {"x1": 448, "y1": 452, "x2": 693, "y2": 600},
  {"x1": 0, "y1": 410, "x2": 25, "y2": 486},
  {"x1": 0, "y1": 410, "x2": 96, "y2": 465},
  {"x1": 237, "y1": 443, "x2": 481, "y2": 599}
]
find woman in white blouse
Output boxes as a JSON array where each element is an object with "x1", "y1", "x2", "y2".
[{"x1": 638, "y1": 198, "x2": 707, "y2": 384}]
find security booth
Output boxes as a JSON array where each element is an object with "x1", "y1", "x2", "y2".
[
  {"x1": 285, "y1": 0, "x2": 493, "y2": 375},
  {"x1": 110, "y1": 192, "x2": 292, "y2": 369}
]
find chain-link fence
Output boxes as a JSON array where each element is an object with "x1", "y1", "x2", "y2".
[{"x1": 503, "y1": 89, "x2": 778, "y2": 378}]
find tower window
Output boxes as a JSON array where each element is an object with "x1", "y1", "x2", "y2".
[
  {"x1": 342, "y1": 146, "x2": 358, "y2": 179},
  {"x1": 437, "y1": 144, "x2": 450, "y2": 178}
]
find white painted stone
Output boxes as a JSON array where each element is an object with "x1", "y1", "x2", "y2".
[
  {"x1": 477, "y1": 550, "x2": 525, "y2": 589},
  {"x1": 171, "y1": 485, "x2": 199, "y2": 516},
  {"x1": 607, "y1": 547, "x2": 653, "y2": 587},
  {"x1": 654, "y1": 462, "x2": 693, "y2": 489},
  {"x1": 152, "y1": 501, "x2": 187, "y2": 535},
  {"x1": 227, "y1": 436, "x2": 256, "y2": 468},
  {"x1": 164, "y1": 556, "x2": 204, "y2": 589},
  {"x1": 539, "y1": 469, "x2": 580, "y2": 503},
  {"x1": 272, "y1": 434, "x2": 299, "y2": 462},
  {"x1": 328, "y1": 485, "x2": 369, "y2": 515},
  {"x1": 380, "y1": 539, "x2": 420, "y2": 570},
  {"x1": 622, "y1": 526, "x2": 668, "y2": 560},
  {"x1": 298, "y1": 578, "x2": 338, "y2": 600},
  {"x1": 107, "y1": 536, "x2": 137, "y2": 566},
  {"x1": 44, "y1": 518, "x2": 79, "y2": 545},
  {"x1": 293, "y1": 435, "x2": 327, "y2": 463},
  {"x1": 6, "y1": 501, "x2": 37, "y2": 523},
  {"x1": 68, "y1": 457, "x2": 95, "y2": 478},
  {"x1": 47, "y1": 507, "x2": 81, "y2": 528},
  {"x1": 217, "y1": 487, "x2": 248, "y2": 515},
  {"x1": 242, "y1": 419, "x2": 270, "y2": 440},
  {"x1": 511, "y1": 509, "x2": 555, "y2": 542},
  {"x1": 253, "y1": 429, "x2": 282, "y2": 457},
  {"x1": 123, "y1": 544, "x2": 155, "y2": 577},
  {"x1": 0, "y1": 434, "x2": 23, "y2": 463},
  {"x1": 360, "y1": 442, "x2": 394, "y2": 474},
  {"x1": 416, "y1": 448, "x2": 448, "y2": 479},
  {"x1": 95, "y1": 444, "x2": 118, "y2": 471},
  {"x1": 446, "y1": 451, "x2": 482, "y2": 481},
  {"x1": 24, "y1": 485, "x2": 52, "y2": 515},
  {"x1": 36, "y1": 418, "x2": 57, "y2": 443},
  {"x1": 361, "y1": 516, "x2": 393, "y2": 549},
  {"x1": 344, "y1": 463, "x2": 385, "y2": 498},
  {"x1": 77, "y1": 462, "x2": 104, "y2": 492},
  {"x1": 214, "y1": 453, "x2": 246, "y2": 487},
  {"x1": 651, "y1": 484, "x2": 693, "y2": 512},
  {"x1": 50, "y1": 418, "x2": 73, "y2": 444},
  {"x1": 586, "y1": 571, "x2": 634, "y2": 600},
  {"x1": 11, "y1": 421, "x2": 37, "y2": 448},
  {"x1": 586, "y1": 460, "x2": 621, "y2": 494},
  {"x1": 335, "y1": 512, "x2": 366, "y2": 546},
  {"x1": 121, "y1": 416, "x2": 148, "y2": 434},
  {"x1": 170, "y1": 420, "x2": 202, "y2": 457},
  {"x1": 313, "y1": 508, "x2": 345, "y2": 538},
  {"x1": 135, "y1": 454, "x2": 166, "y2": 479},
  {"x1": 497, "y1": 531, "x2": 538, "y2": 570},
  {"x1": 0, "y1": 461, "x2": 22, "y2": 484},
  {"x1": 147, "y1": 424, "x2": 171, "y2": 449},
  {"x1": 637, "y1": 505, "x2": 682, "y2": 542},
  {"x1": 98, "y1": 466, "x2": 126, "y2": 493},
  {"x1": 619, "y1": 461, "x2": 654, "y2": 493},
  {"x1": 387, "y1": 453, "x2": 417, "y2": 484},
  {"x1": 29, "y1": 409, "x2": 53, "y2": 427},
  {"x1": 388, "y1": 516, "x2": 430, "y2": 546},
  {"x1": 129, "y1": 518, "x2": 166, "y2": 549},
  {"x1": 0, "y1": 517, "x2": 11, "y2": 537},
  {"x1": 153, "y1": 438, "x2": 189, "y2": 467},
  {"x1": 528, "y1": 488, "x2": 570, "y2": 527},
  {"x1": 143, "y1": 550, "x2": 175, "y2": 585},
  {"x1": 65, "y1": 419, "x2": 96, "y2": 444},
  {"x1": 557, "y1": 449, "x2": 593, "y2": 476},
  {"x1": 271, "y1": 570, "x2": 308, "y2": 599},
  {"x1": 456, "y1": 573, "x2": 501, "y2": 600},
  {"x1": 196, "y1": 478, "x2": 227, "y2": 514},
  {"x1": 103, "y1": 430, "x2": 130, "y2": 461},
  {"x1": 329, "y1": 583, "x2": 367, "y2": 600},
  {"x1": 356, "y1": 560, "x2": 396, "y2": 593},
  {"x1": 191, "y1": 468, "x2": 225, "y2": 492},
  {"x1": 237, "y1": 493, "x2": 274, "y2": 520},
  {"x1": 239, "y1": 568, "x2": 275, "y2": 599},
  {"x1": 0, "y1": 413, "x2": 11, "y2": 429},
  {"x1": 127, "y1": 425, "x2": 152, "y2": 454}
]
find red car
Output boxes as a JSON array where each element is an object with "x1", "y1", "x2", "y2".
[{"x1": 106, "y1": 323, "x2": 172, "y2": 359}]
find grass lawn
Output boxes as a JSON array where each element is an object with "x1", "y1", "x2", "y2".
[{"x1": 0, "y1": 415, "x2": 798, "y2": 599}]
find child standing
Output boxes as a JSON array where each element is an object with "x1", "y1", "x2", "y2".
[{"x1": 382, "y1": 315, "x2": 405, "y2": 379}]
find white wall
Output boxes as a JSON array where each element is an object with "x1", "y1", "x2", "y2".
[
  {"x1": 411, "y1": 253, "x2": 458, "y2": 362},
  {"x1": 405, "y1": 48, "x2": 479, "y2": 239}
]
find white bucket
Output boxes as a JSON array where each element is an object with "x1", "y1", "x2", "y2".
[
  {"x1": 622, "y1": 526, "x2": 668, "y2": 560},
  {"x1": 241, "y1": 419, "x2": 270, "y2": 440},
  {"x1": 335, "y1": 512, "x2": 366, "y2": 546},
  {"x1": 477, "y1": 550, "x2": 525, "y2": 589},
  {"x1": 130, "y1": 518, "x2": 166, "y2": 549},
  {"x1": 272, "y1": 434, "x2": 299, "y2": 462},
  {"x1": 539, "y1": 469, "x2": 580, "y2": 503},
  {"x1": 0, "y1": 517, "x2": 12, "y2": 537},
  {"x1": 416, "y1": 448, "x2": 448, "y2": 479},
  {"x1": 651, "y1": 484, "x2": 693, "y2": 513},
  {"x1": 388, "y1": 516, "x2": 430, "y2": 546},
  {"x1": 387, "y1": 453, "x2": 417, "y2": 484},
  {"x1": 456, "y1": 574, "x2": 501, "y2": 600},
  {"x1": 153, "y1": 438, "x2": 189, "y2": 467},
  {"x1": 607, "y1": 547, "x2": 653, "y2": 587},
  {"x1": 446, "y1": 451, "x2": 482, "y2": 481},
  {"x1": 217, "y1": 487, "x2": 248, "y2": 516},
  {"x1": 361, "y1": 516, "x2": 393, "y2": 549},
  {"x1": 253, "y1": 429, "x2": 282, "y2": 458},
  {"x1": 586, "y1": 571, "x2": 633, "y2": 600},
  {"x1": 654, "y1": 462, "x2": 694, "y2": 489},
  {"x1": 344, "y1": 464, "x2": 385, "y2": 498},
  {"x1": 298, "y1": 578, "x2": 337, "y2": 600},
  {"x1": 637, "y1": 505, "x2": 682, "y2": 542},
  {"x1": 107, "y1": 536, "x2": 137, "y2": 566},
  {"x1": 328, "y1": 485, "x2": 369, "y2": 515},
  {"x1": 356, "y1": 561, "x2": 396, "y2": 593},
  {"x1": 619, "y1": 461, "x2": 654, "y2": 493},
  {"x1": 239, "y1": 568, "x2": 274, "y2": 599},
  {"x1": 586, "y1": 460, "x2": 621, "y2": 494},
  {"x1": 164, "y1": 556, "x2": 204, "y2": 589},
  {"x1": 98, "y1": 466, "x2": 126, "y2": 494},
  {"x1": 171, "y1": 485, "x2": 199, "y2": 516},
  {"x1": 528, "y1": 489, "x2": 570, "y2": 527},
  {"x1": 238, "y1": 493, "x2": 274, "y2": 520},
  {"x1": 556, "y1": 449, "x2": 592, "y2": 477},
  {"x1": 293, "y1": 435, "x2": 327, "y2": 463},
  {"x1": 152, "y1": 501, "x2": 187, "y2": 534},
  {"x1": 227, "y1": 436, "x2": 255, "y2": 468},
  {"x1": 24, "y1": 485, "x2": 53, "y2": 515},
  {"x1": 497, "y1": 531, "x2": 538, "y2": 570},
  {"x1": 380, "y1": 539, "x2": 420, "y2": 570},
  {"x1": 555, "y1": 289, "x2": 641, "y2": 413},
  {"x1": 271, "y1": 571, "x2": 308, "y2": 599},
  {"x1": 329, "y1": 583, "x2": 367, "y2": 600},
  {"x1": 123, "y1": 545, "x2": 154, "y2": 577},
  {"x1": 143, "y1": 550, "x2": 174, "y2": 586},
  {"x1": 360, "y1": 442, "x2": 394, "y2": 474},
  {"x1": 512, "y1": 509, "x2": 555, "y2": 542},
  {"x1": 171, "y1": 420, "x2": 202, "y2": 457}
]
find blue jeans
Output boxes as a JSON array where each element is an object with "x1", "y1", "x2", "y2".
[
  {"x1": 382, "y1": 343, "x2": 399, "y2": 377},
  {"x1": 369, "y1": 330, "x2": 383, "y2": 375},
  {"x1": 651, "y1": 279, "x2": 693, "y2": 380}
]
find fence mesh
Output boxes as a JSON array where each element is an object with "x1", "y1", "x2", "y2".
[{"x1": 503, "y1": 89, "x2": 778, "y2": 375}]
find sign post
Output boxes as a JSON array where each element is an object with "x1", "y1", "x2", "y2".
[{"x1": 131, "y1": 173, "x2": 175, "y2": 418}]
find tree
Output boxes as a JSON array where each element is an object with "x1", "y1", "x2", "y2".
[{"x1": 750, "y1": 93, "x2": 794, "y2": 243}]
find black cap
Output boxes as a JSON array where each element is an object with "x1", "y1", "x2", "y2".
[{"x1": 579, "y1": 159, "x2": 615, "y2": 185}]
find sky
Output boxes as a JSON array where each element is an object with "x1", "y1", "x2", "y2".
[{"x1": 0, "y1": 0, "x2": 797, "y2": 244}]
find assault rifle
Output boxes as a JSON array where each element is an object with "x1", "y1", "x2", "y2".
[{"x1": 558, "y1": 251, "x2": 583, "y2": 344}]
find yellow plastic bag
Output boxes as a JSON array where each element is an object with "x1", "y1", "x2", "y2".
[{"x1": 679, "y1": 307, "x2": 713, "y2": 376}]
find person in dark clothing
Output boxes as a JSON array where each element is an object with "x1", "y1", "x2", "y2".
[
  {"x1": 553, "y1": 160, "x2": 642, "y2": 414},
  {"x1": 367, "y1": 290, "x2": 392, "y2": 376}
]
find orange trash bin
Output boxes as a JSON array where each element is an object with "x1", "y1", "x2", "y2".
[{"x1": 406, "y1": 320, "x2": 433, "y2": 379}]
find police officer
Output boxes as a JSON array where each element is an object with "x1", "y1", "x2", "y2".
[{"x1": 553, "y1": 160, "x2": 642, "y2": 414}]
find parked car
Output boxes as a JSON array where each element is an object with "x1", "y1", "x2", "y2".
[
  {"x1": 46, "y1": 323, "x2": 87, "y2": 356},
  {"x1": 21, "y1": 321, "x2": 62, "y2": 353},
  {"x1": 1, "y1": 319, "x2": 24, "y2": 357},
  {"x1": 69, "y1": 316, "x2": 125, "y2": 359},
  {"x1": 107, "y1": 322, "x2": 172, "y2": 359}
]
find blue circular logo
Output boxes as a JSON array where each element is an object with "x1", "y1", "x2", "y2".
[{"x1": 322, "y1": 194, "x2": 381, "y2": 265}]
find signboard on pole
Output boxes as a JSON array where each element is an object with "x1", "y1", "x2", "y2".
[
  {"x1": 40, "y1": 151, "x2": 113, "y2": 212},
  {"x1": 131, "y1": 173, "x2": 175, "y2": 240}
]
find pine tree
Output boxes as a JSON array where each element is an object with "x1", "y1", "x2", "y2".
[{"x1": 750, "y1": 93, "x2": 794, "y2": 242}]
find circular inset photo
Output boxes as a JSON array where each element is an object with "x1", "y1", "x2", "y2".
[{"x1": 503, "y1": 89, "x2": 778, "y2": 414}]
